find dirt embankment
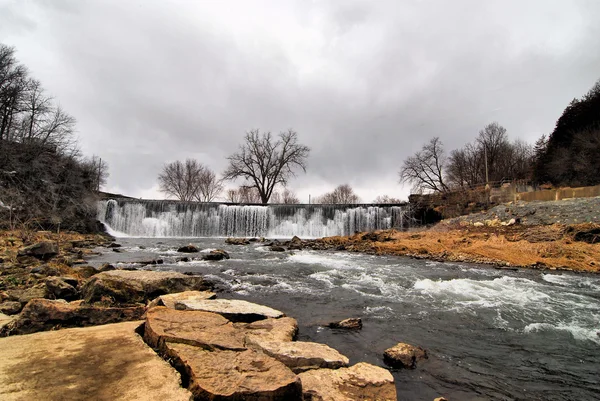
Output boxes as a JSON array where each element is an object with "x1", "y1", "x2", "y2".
[{"x1": 311, "y1": 223, "x2": 600, "y2": 273}]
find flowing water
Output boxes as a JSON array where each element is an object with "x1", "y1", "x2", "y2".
[
  {"x1": 88, "y1": 236, "x2": 600, "y2": 401},
  {"x1": 97, "y1": 199, "x2": 408, "y2": 237}
]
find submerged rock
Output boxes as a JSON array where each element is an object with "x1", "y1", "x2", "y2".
[
  {"x1": 175, "y1": 298, "x2": 284, "y2": 322},
  {"x1": 1, "y1": 298, "x2": 145, "y2": 336},
  {"x1": 201, "y1": 249, "x2": 230, "y2": 261},
  {"x1": 327, "y1": 317, "x2": 362, "y2": 330},
  {"x1": 81, "y1": 270, "x2": 210, "y2": 304},
  {"x1": 17, "y1": 241, "x2": 58, "y2": 261},
  {"x1": 225, "y1": 237, "x2": 250, "y2": 245},
  {"x1": 177, "y1": 244, "x2": 199, "y2": 253},
  {"x1": 383, "y1": 342, "x2": 428, "y2": 368},
  {"x1": 0, "y1": 321, "x2": 192, "y2": 401},
  {"x1": 269, "y1": 246, "x2": 286, "y2": 252},
  {"x1": 164, "y1": 343, "x2": 302, "y2": 400},
  {"x1": 298, "y1": 362, "x2": 397, "y2": 401}
]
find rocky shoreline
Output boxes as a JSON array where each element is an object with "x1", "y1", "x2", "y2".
[{"x1": 0, "y1": 231, "x2": 425, "y2": 400}]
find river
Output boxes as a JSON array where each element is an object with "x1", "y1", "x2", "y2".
[{"x1": 88, "y1": 237, "x2": 600, "y2": 400}]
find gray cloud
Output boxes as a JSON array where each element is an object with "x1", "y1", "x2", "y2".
[{"x1": 2, "y1": 0, "x2": 599, "y2": 202}]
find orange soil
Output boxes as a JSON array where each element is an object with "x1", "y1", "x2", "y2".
[{"x1": 316, "y1": 224, "x2": 600, "y2": 273}]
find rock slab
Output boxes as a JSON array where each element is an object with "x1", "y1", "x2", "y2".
[
  {"x1": 248, "y1": 339, "x2": 349, "y2": 373},
  {"x1": 175, "y1": 298, "x2": 284, "y2": 322},
  {"x1": 0, "y1": 321, "x2": 192, "y2": 401},
  {"x1": 144, "y1": 307, "x2": 245, "y2": 351},
  {"x1": 81, "y1": 270, "x2": 210, "y2": 304},
  {"x1": 299, "y1": 362, "x2": 397, "y2": 401},
  {"x1": 165, "y1": 342, "x2": 302, "y2": 400},
  {"x1": 147, "y1": 290, "x2": 216, "y2": 309}
]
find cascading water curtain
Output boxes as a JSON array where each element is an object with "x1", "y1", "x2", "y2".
[{"x1": 98, "y1": 199, "x2": 409, "y2": 237}]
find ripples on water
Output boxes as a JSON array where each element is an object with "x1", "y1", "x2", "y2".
[{"x1": 89, "y1": 238, "x2": 600, "y2": 400}]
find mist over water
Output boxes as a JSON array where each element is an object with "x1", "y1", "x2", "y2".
[
  {"x1": 98, "y1": 199, "x2": 408, "y2": 237},
  {"x1": 88, "y1": 237, "x2": 600, "y2": 400}
]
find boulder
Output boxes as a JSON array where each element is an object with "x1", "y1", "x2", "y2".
[
  {"x1": 225, "y1": 237, "x2": 250, "y2": 245},
  {"x1": 201, "y1": 249, "x2": 230, "y2": 261},
  {"x1": 327, "y1": 317, "x2": 362, "y2": 330},
  {"x1": 72, "y1": 265, "x2": 100, "y2": 278},
  {"x1": 175, "y1": 298, "x2": 284, "y2": 322},
  {"x1": 0, "y1": 312, "x2": 14, "y2": 331},
  {"x1": 298, "y1": 362, "x2": 397, "y2": 401},
  {"x1": 287, "y1": 236, "x2": 303, "y2": 250},
  {"x1": 17, "y1": 241, "x2": 59, "y2": 260},
  {"x1": 164, "y1": 343, "x2": 302, "y2": 400},
  {"x1": 14, "y1": 284, "x2": 48, "y2": 304},
  {"x1": 98, "y1": 263, "x2": 116, "y2": 272},
  {"x1": 45, "y1": 277, "x2": 78, "y2": 301},
  {"x1": 247, "y1": 339, "x2": 349, "y2": 373},
  {"x1": 383, "y1": 342, "x2": 428, "y2": 368},
  {"x1": 177, "y1": 245, "x2": 199, "y2": 253},
  {"x1": 29, "y1": 264, "x2": 61, "y2": 276},
  {"x1": 144, "y1": 307, "x2": 245, "y2": 351},
  {"x1": 0, "y1": 298, "x2": 145, "y2": 336},
  {"x1": 147, "y1": 290, "x2": 216, "y2": 309},
  {"x1": 239, "y1": 317, "x2": 298, "y2": 343},
  {"x1": 0, "y1": 301, "x2": 22, "y2": 315},
  {"x1": 270, "y1": 246, "x2": 286, "y2": 252},
  {"x1": 107, "y1": 242, "x2": 122, "y2": 248},
  {"x1": 81, "y1": 270, "x2": 211, "y2": 305},
  {"x1": 0, "y1": 321, "x2": 192, "y2": 401}
]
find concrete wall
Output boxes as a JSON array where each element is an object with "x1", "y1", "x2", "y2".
[{"x1": 517, "y1": 185, "x2": 600, "y2": 202}]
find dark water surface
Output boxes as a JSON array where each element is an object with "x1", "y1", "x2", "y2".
[{"x1": 89, "y1": 238, "x2": 600, "y2": 401}]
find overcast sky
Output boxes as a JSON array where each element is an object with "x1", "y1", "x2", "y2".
[{"x1": 1, "y1": 0, "x2": 599, "y2": 202}]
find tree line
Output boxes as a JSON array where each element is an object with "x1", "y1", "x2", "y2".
[
  {"x1": 401, "y1": 79, "x2": 600, "y2": 194},
  {"x1": 0, "y1": 43, "x2": 108, "y2": 231}
]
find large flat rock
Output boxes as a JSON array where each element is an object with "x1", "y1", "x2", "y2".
[
  {"x1": 247, "y1": 339, "x2": 349, "y2": 373},
  {"x1": 147, "y1": 290, "x2": 216, "y2": 309},
  {"x1": 175, "y1": 298, "x2": 284, "y2": 322},
  {"x1": 0, "y1": 321, "x2": 192, "y2": 401},
  {"x1": 165, "y1": 343, "x2": 302, "y2": 400},
  {"x1": 144, "y1": 307, "x2": 245, "y2": 351},
  {"x1": 81, "y1": 270, "x2": 210, "y2": 304},
  {"x1": 299, "y1": 362, "x2": 397, "y2": 401},
  {"x1": 238, "y1": 316, "x2": 298, "y2": 343}
]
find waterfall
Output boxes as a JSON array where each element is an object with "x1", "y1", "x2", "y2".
[{"x1": 97, "y1": 199, "x2": 409, "y2": 238}]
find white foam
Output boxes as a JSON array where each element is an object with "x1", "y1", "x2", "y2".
[
  {"x1": 524, "y1": 322, "x2": 600, "y2": 344},
  {"x1": 542, "y1": 274, "x2": 600, "y2": 291},
  {"x1": 413, "y1": 276, "x2": 551, "y2": 308},
  {"x1": 288, "y1": 252, "x2": 363, "y2": 270}
]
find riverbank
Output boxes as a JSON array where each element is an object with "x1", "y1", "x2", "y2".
[{"x1": 306, "y1": 223, "x2": 600, "y2": 273}]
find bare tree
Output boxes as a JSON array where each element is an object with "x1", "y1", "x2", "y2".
[
  {"x1": 373, "y1": 195, "x2": 403, "y2": 203},
  {"x1": 399, "y1": 137, "x2": 449, "y2": 193},
  {"x1": 82, "y1": 155, "x2": 109, "y2": 191},
  {"x1": 270, "y1": 187, "x2": 300, "y2": 204},
  {"x1": 316, "y1": 184, "x2": 361, "y2": 204},
  {"x1": 158, "y1": 159, "x2": 201, "y2": 201},
  {"x1": 195, "y1": 168, "x2": 223, "y2": 202},
  {"x1": 158, "y1": 159, "x2": 222, "y2": 202},
  {"x1": 224, "y1": 188, "x2": 240, "y2": 203},
  {"x1": 223, "y1": 129, "x2": 310, "y2": 204}
]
